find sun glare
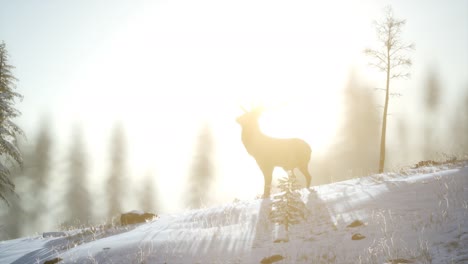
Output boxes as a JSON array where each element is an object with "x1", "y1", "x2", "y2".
[
  {"x1": 261, "y1": 102, "x2": 339, "y2": 152},
  {"x1": 59, "y1": 0, "x2": 369, "y2": 208}
]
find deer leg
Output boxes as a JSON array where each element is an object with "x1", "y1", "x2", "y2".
[
  {"x1": 299, "y1": 166, "x2": 312, "y2": 188},
  {"x1": 259, "y1": 165, "x2": 273, "y2": 198}
]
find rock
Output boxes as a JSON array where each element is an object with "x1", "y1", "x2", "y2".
[
  {"x1": 273, "y1": 238, "x2": 289, "y2": 243},
  {"x1": 351, "y1": 233, "x2": 366, "y2": 240},
  {"x1": 44, "y1": 257, "x2": 62, "y2": 264},
  {"x1": 347, "y1": 220, "x2": 364, "y2": 228},
  {"x1": 260, "y1": 254, "x2": 284, "y2": 264},
  {"x1": 120, "y1": 210, "x2": 157, "y2": 226}
]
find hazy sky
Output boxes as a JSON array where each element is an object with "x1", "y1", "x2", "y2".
[{"x1": 1, "y1": 0, "x2": 467, "y2": 212}]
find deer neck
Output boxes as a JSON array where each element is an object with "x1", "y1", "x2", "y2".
[{"x1": 241, "y1": 122, "x2": 266, "y2": 154}]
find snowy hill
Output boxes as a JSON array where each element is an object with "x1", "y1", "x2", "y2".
[{"x1": 1, "y1": 163, "x2": 467, "y2": 264}]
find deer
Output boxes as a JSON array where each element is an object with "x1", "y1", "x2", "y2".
[{"x1": 236, "y1": 106, "x2": 312, "y2": 198}]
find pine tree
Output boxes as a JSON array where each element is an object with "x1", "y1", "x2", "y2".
[
  {"x1": 2, "y1": 161, "x2": 26, "y2": 239},
  {"x1": 452, "y1": 88, "x2": 468, "y2": 157},
  {"x1": 28, "y1": 118, "x2": 53, "y2": 230},
  {"x1": 0, "y1": 41, "x2": 24, "y2": 205},
  {"x1": 270, "y1": 172, "x2": 307, "y2": 239},
  {"x1": 139, "y1": 170, "x2": 158, "y2": 213},
  {"x1": 66, "y1": 126, "x2": 91, "y2": 226},
  {"x1": 2, "y1": 198, "x2": 23, "y2": 239},
  {"x1": 332, "y1": 72, "x2": 380, "y2": 179},
  {"x1": 3, "y1": 137, "x2": 31, "y2": 238},
  {"x1": 423, "y1": 67, "x2": 442, "y2": 160},
  {"x1": 186, "y1": 123, "x2": 215, "y2": 209},
  {"x1": 107, "y1": 123, "x2": 127, "y2": 219},
  {"x1": 461, "y1": 91, "x2": 468, "y2": 155}
]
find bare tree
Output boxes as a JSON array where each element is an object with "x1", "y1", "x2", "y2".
[{"x1": 364, "y1": 6, "x2": 414, "y2": 173}]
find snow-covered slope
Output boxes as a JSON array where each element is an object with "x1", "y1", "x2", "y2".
[{"x1": 1, "y1": 163, "x2": 467, "y2": 264}]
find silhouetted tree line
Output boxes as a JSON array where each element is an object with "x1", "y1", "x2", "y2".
[
  {"x1": 0, "y1": 119, "x2": 217, "y2": 239},
  {"x1": 313, "y1": 66, "x2": 468, "y2": 183},
  {"x1": 0, "y1": 122, "x2": 162, "y2": 239}
]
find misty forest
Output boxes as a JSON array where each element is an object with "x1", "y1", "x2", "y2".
[
  {"x1": 0, "y1": 1, "x2": 467, "y2": 263},
  {"x1": 0, "y1": 2, "x2": 466, "y2": 239}
]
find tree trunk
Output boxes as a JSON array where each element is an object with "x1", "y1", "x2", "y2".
[{"x1": 379, "y1": 52, "x2": 391, "y2": 173}]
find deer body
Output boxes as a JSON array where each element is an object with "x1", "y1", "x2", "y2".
[{"x1": 237, "y1": 109, "x2": 312, "y2": 198}]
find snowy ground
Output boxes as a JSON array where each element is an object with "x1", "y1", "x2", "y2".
[{"x1": 1, "y1": 162, "x2": 467, "y2": 264}]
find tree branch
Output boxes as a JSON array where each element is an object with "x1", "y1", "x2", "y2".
[
  {"x1": 390, "y1": 43, "x2": 415, "y2": 57},
  {"x1": 390, "y1": 56, "x2": 412, "y2": 69},
  {"x1": 368, "y1": 61, "x2": 387, "y2": 71},
  {"x1": 364, "y1": 48, "x2": 387, "y2": 64},
  {"x1": 391, "y1": 72, "x2": 411, "y2": 79}
]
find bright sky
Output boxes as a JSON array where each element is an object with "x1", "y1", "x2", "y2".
[{"x1": 1, "y1": 0, "x2": 467, "y2": 213}]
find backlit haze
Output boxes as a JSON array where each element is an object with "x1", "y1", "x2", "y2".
[{"x1": 1, "y1": 0, "x2": 467, "y2": 213}]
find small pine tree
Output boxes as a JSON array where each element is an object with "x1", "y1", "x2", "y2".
[{"x1": 270, "y1": 172, "x2": 308, "y2": 239}]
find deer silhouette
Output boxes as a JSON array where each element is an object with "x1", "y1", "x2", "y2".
[{"x1": 236, "y1": 106, "x2": 312, "y2": 198}]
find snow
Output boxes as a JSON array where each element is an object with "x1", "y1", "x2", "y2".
[{"x1": 1, "y1": 163, "x2": 467, "y2": 263}]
